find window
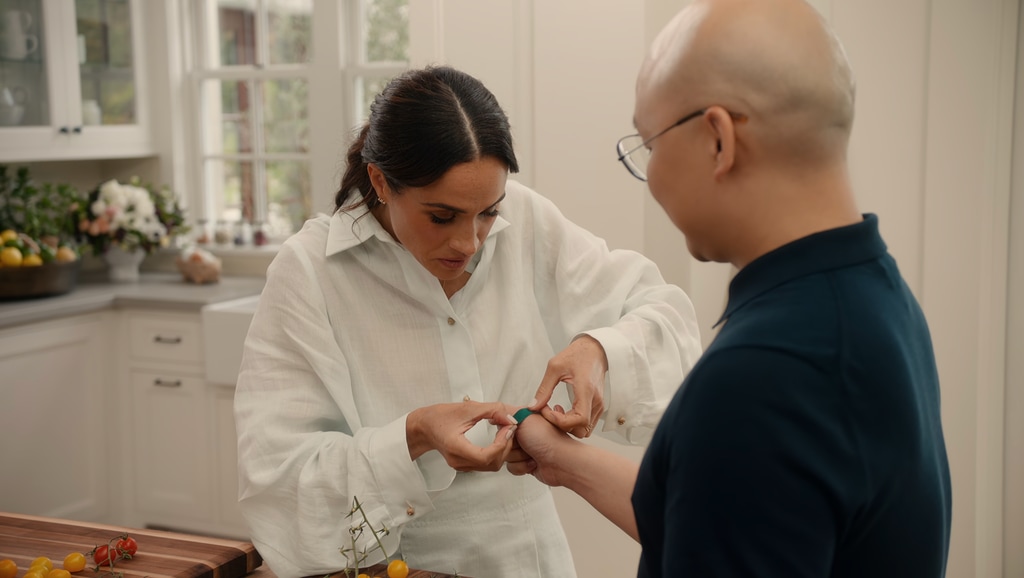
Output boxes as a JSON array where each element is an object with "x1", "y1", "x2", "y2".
[{"x1": 187, "y1": 0, "x2": 408, "y2": 245}]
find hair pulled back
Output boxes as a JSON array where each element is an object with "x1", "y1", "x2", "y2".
[{"x1": 335, "y1": 65, "x2": 519, "y2": 211}]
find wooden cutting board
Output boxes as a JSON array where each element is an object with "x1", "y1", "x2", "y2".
[{"x1": 0, "y1": 512, "x2": 262, "y2": 578}]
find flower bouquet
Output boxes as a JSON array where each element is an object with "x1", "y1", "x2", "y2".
[{"x1": 75, "y1": 177, "x2": 189, "y2": 257}]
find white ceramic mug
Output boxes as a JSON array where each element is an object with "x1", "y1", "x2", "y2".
[{"x1": 1, "y1": 10, "x2": 38, "y2": 60}]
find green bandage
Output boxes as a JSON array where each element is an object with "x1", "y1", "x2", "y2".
[{"x1": 513, "y1": 407, "x2": 535, "y2": 424}]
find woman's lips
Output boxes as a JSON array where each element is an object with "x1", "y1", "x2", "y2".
[{"x1": 438, "y1": 258, "x2": 467, "y2": 270}]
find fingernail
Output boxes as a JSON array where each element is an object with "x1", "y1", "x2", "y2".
[
  {"x1": 506, "y1": 426, "x2": 517, "y2": 440},
  {"x1": 529, "y1": 398, "x2": 537, "y2": 408},
  {"x1": 507, "y1": 414, "x2": 518, "y2": 425}
]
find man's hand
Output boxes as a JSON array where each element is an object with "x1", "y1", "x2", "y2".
[
  {"x1": 406, "y1": 401, "x2": 518, "y2": 472},
  {"x1": 528, "y1": 335, "x2": 608, "y2": 438},
  {"x1": 506, "y1": 409, "x2": 580, "y2": 487}
]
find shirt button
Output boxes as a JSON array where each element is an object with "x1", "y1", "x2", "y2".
[
  {"x1": 463, "y1": 395, "x2": 471, "y2": 402},
  {"x1": 617, "y1": 416, "x2": 626, "y2": 425},
  {"x1": 407, "y1": 506, "x2": 415, "y2": 516},
  {"x1": 447, "y1": 317, "x2": 456, "y2": 326}
]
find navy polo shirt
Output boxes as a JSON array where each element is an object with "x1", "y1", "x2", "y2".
[{"x1": 633, "y1": 214, "x2": 951, "y2": 578}]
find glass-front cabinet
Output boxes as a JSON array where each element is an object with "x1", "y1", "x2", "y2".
[{"x1": 0, "y1": 0, "x2": 150, "y2": 161}]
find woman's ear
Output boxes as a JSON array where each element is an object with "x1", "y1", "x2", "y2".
[
  {"x1": 705, "y1": 107, "x2": 737, "y2": 179},
  {"x1": 367, "y1": 163, "x2": 387, "y2": 201}
]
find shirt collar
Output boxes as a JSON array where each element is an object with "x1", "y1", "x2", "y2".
[
  {"x1": 715, "y1": 213, "x2": 887, "y2": 327},
  {"x1": 324, "y1": 198, "x2": 512, "y2": 257}
]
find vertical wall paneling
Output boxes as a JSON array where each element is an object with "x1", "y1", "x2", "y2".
[
  {"x1": 1003, "y1": 3, "x2": 1024, "y2": 575},
  {"x1": 832, "y1": 0, "x2": 929, "y2": 295},
  {"x1": 922, "y1": 0, "x2": 1017, "y2": 576},
  {"x1": 533, "y1": 0, "x2": 647, "y2": 252}
]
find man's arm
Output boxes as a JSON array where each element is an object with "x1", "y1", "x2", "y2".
[{"x1": 511, "y1": 410, "x2": 640, "y2": 541}]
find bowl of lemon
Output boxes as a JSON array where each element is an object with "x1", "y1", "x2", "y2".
[{"x1": 0, "y1": 229, "x2": 81, "y2": 300}]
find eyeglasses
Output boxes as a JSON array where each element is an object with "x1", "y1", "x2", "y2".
[{"x1": 616, "y1": 108, "x2": 747, "y2": 181}]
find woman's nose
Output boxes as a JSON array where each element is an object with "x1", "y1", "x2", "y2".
[{"x1": 450, "y1": 224, "x2": 481, "y2": 255}]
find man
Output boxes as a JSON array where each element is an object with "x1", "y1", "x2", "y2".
[{"x1": 509, "y1": 0, "x2": 952, "y2": 576}]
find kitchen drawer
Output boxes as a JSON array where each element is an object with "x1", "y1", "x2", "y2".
[{"x1": 128, "y1": 315, "x2": 203, "y2": 364}]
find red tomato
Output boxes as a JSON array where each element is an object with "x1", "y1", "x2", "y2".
[
  {"x1": 116, "y1": 536, "x2": 138, "y2": 557},
  {"x1": 93, "y1": 545, "x2": 116, "y2": 567}
]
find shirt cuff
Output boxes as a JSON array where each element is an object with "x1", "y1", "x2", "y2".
[{"x1": 580, "y1": 327, "x2": 653, "y2": 444}]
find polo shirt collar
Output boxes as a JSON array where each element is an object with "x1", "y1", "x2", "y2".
[
  {"x1": 715, "y1": 213, "x2": 887, "y2": 327},
  {"x1": 324, "y1": 197, "x2": 511, "y2": 257}
]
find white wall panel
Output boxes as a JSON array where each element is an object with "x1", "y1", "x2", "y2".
[{"x1": 832, "y1": 0, "x2": 930, "y2": 295}]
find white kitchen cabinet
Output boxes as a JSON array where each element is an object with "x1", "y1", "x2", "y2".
[
  {"x1": 122, "y1": 310, "x2": 213, "y2": 531},
  {"x1": 0, "y1": 312, "x2": 113, "y2": 522},
  {"x1": 120, "y1": 309, "x2": 248, "y2": 539},
  {"x1": 0, "y1": 0, "x2": 152, "y2": 161}
]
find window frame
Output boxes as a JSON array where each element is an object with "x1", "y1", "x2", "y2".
[{"x1": 180, "y1": 0, "x2": 408, "y2": 245}]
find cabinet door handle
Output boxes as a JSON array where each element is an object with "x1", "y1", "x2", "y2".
[
  {"x1": 59, "y1": 126, "x2": 69, "y2": 134},
  {"x1": 72, "y1": 126, "x2": 82, "y2": 134},
  {"x1": 153, "y1": 335, "x2": 182, "y2": 345},
  {"x1": 153, "y1": 378, "x2": 182, "y2": 388}
]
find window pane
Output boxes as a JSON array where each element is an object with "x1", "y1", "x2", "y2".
[
  {"x1": 364, "y1": 0, "x2": 408, "y2": 63},
  {"x1": 356, "y1": 75, "x2": 392, "y2": 122},
  {"x1": 76, "y1": 0, "x2": 136, "y2": 125},
  {"x1": 265, "y1": 160, "x2": 309, "y2": 240},
  {"x1": 205, "y1": 158, "x2": 254, "y2": 223},
  {"x1": 204, "y1": 79, "x2": 252, "y2": 154},
  {"x1": 0, "y1": 0, "x2": 50, "y2": 127},
  {"x1": 261, "y1": 79, "x2": 308, "y2": 153},
  {"x1": 267, "y1": 0, "x2": 311, "y2": 65},
  {"x1": 216, "y1": 0, "x2": 256, "y2": 66}
]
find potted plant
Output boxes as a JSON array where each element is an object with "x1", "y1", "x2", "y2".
[{"x1": 74, "y1": 177, "x2": 189, "y2": 282}]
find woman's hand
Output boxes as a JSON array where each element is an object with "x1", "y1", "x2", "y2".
[
  {"x1": 528, "y1": 335, "x2": 608, "y2": 438},
  {"x1": 406, "y1": 401, "x2": 518, "y2": 472}
]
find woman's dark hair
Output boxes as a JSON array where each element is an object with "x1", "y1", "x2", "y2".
[{"x1": 335, "y1": 65, "x2": 519, "y2": 211}]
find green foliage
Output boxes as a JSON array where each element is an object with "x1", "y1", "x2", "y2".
[{"x1": 0, "y1": 165, "x2": 84, "y2": 245}]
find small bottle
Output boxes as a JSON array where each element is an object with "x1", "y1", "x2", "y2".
[
  {"x1": 214, "y1": 220, "x2": 232, "y2": 246},
  {"x1": 195, "y1": 219, "x2": 210, "y2": 245},
  {"x1": 252, "y1": 221, "x2": 268, "y2": 246},
  {"x1": 234, "y1": 220, "x2": 252, "y2": 246}
]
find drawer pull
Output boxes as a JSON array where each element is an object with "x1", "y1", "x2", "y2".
[
  {"x1": 153, "y1": 335, "x2": 183, "y2": 345},
  {"x1": 153, "y1": 378, "x2": 183, "y2": 388}
]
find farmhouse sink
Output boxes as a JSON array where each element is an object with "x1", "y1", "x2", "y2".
[{"x1": 201, "y1": 294, "x2": 261, "y2": 385}]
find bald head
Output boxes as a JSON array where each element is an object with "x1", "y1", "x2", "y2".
[{"x1": 639, "y1": 0, "x2": 856, "y2": 163}]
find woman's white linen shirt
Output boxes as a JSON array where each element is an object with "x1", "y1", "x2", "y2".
[{"x1": 234, "y1": 180, "x2": 702, "y2": 578}]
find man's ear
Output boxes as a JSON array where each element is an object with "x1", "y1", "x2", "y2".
[{"x1": 704, "y1": 107, "x2": 737, "y2": 179}]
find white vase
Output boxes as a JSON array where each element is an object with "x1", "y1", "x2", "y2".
[{"x1": 104, "y1": 245, "x2": 145, "y2": 283}]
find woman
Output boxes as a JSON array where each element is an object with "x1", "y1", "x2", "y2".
[{"x1": 234, "y1": 65, "x2": 702, "y2": 578}]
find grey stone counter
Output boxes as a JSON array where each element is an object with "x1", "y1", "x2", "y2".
[{"x1": 0, "y1": 273, "x2": 265, "y2": 329}]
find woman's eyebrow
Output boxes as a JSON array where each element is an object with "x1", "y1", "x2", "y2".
[{"x1": 422, "y1": 192, "x2": 507, "y2": 213}]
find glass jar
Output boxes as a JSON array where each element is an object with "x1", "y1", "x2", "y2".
[
  {"x1": 194, "y1": 219, "x2": 211, "y2": 245},
  {"x1": 214, "y1": 220, "x2": 232, "y2": 246}
]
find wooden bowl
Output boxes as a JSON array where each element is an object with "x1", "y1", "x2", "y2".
[{"x1": 0, "y1": 260, "x2": 81, "y2": 300}]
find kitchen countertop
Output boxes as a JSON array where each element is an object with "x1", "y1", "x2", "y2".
[{"x1": 0, "y1": 272, "x2": 265, "y2": 330}]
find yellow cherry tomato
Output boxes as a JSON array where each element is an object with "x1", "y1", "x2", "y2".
[
  {"x1": 386, "y1": 559, "x2": 408, "y2": 578},
  {"x1": 47, "y1": 570, "x2": 71, "y2": 578},
  {"x1": 23, "y1": 570, "x2": 46, "y2": 578},
  {"x1": 30, "y1": 558, "x2": 53, "y2": 573},
  {"x1": 0, "y1": 559, "x2": 17, "y2": 578},
  {"x1": 62, "y1": 553, "x2": 87, "y2": 574},
  {"x1": 356, "y1": 574, "x2": 371, "y2": 578}
]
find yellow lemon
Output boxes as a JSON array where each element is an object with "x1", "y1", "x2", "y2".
[
  {"x1": 0, "y1": 229, "x2": 17, "y2": 243},
  {"x1": 0, "y1": 246, "x2": 22, "y2": 267},
  {"x1": 55, "y1": 246, "x2": 78, "y2": 262},
  {"x1": 22, "y1": 253, "x2": 43, "y2": 266}
]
